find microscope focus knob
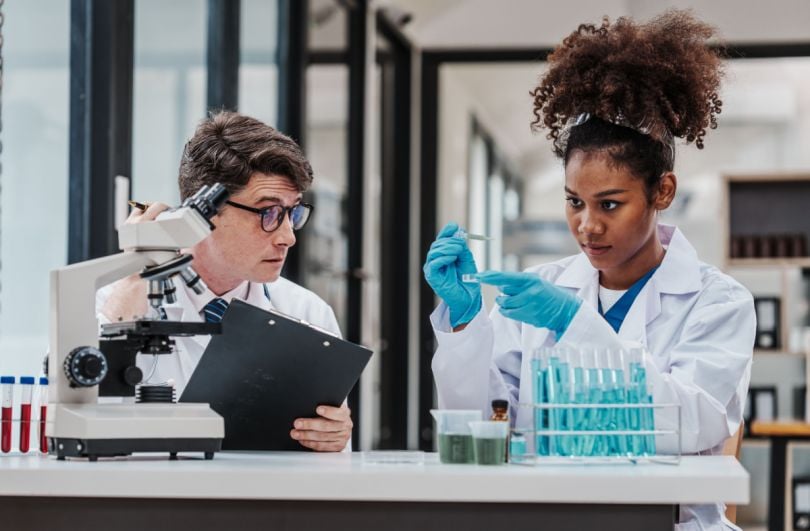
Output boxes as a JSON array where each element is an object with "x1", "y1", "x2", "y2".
[{"x1": 64, "y1": 347, "x2": 108, "y2": 387}]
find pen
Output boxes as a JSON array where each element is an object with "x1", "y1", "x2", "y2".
[{"x1": 128, "y1": 200, "x2": 152, "y2": 211}]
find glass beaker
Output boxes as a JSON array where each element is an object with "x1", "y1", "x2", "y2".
[
  {"x1": 468, "y1": 420, "x2": 509, "y2": 465},
  {"x1": 431, "y1": 409, "x2": 481, "y2": 464}
]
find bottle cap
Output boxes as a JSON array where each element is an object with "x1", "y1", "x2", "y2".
[
  {"x1": 0, "y1": 376, "x2": 15, "y2": 384},
  {"x1": 39, "y1": 376, "x2": 48, "y2": 385},
  {"x1": 491, "y1": 399, "x2": 508, "y2": 410},
  {"x1": 20, "y1": 376, "x2": 35, "y2": 385}
]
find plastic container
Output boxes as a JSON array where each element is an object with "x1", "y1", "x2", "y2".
[
  {"x1": 431, "y1": 409, "x2": 481, "y2": 464},
  {"x1": 468, "y1": 420, "x2": 509, "y2": 465}
]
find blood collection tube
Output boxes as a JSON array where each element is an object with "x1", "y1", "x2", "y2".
[
  {"x1": 19, "y1": 377, "x2": 35, "y2": 453},
  {"x1": 1, "y1": 376, "x2": 14, "y2": 453},
  {"x1": 38, "y1": 376, "x2": 48, "y2": 454}
]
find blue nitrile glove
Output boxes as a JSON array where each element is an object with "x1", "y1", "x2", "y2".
[
  {"x1": 423, "y1": 222, "x2": 482, "y2": 328},
  {"x1": 477, "y1": 271, "x2": 582, "y2": 339}
]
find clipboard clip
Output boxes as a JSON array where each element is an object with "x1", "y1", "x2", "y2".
[{"x1": 265, "y1": 308, "x2": 338, "y2": 338}]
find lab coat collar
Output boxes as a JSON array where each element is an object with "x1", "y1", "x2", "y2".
[
  {"x1": 186, "y1": 280, "x2": 251, "y2": 316},
  {"x1": 167, "y1": 280, "x2": 263, "y2": 366},
  {"x1": 553, "y1": 224, "x2": 701, "y2": 344},
  {"x1": 554, "y1": 224, "x2": 701, "y2": 296},
  {"x1": 653, "y1": 224, "x2": 702, "y2": 295}
]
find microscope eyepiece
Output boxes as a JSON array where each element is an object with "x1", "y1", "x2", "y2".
[{"x1": 187, "y1": 183, "x2": 230, "y2": 221}]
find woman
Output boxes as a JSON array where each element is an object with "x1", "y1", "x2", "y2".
[{"x1": 424, "y1": 11, "x2": 754, "y2": 531}]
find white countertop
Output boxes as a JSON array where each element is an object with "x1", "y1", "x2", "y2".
[{"x1": 0, "y1": 452, "x2": 748, "y2": 505}]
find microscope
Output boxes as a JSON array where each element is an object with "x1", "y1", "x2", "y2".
[{"x1": 47, "y1": 184, "x2": 229, "y2": 461}]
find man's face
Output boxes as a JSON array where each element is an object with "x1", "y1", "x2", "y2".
[{"x1": 197, "y1": 172, "x2": 301, "y2": 284}]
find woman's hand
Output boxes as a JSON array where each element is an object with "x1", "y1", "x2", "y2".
[
  {"x1": 291, "y1": 404, "x2": 352, "y2": 452},
  {"x1": 478, "y1": 271, "x2": 582, "y2": 338}
]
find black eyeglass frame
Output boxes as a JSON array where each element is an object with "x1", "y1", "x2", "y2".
[{"x1": 225, "y1": 200, "x2": 314, "y2": 233}]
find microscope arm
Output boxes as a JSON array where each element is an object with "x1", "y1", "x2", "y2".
[{"x1": 48, "y1": 250, "x2": 177, "y2": 405}]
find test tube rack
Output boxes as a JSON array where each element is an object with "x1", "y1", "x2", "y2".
[{"x1": 509, "y1": 402, "x2": 682, "y2": 465}]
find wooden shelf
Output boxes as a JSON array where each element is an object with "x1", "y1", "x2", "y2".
[
  {"x1": 727, "y1": 258, "x2": 810, "y2": 268},
  {"x1": 750, "y1": 420, "x2": 810, "y2": 437}
]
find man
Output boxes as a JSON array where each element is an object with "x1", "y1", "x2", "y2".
[{"x1": 98, "y1": 111, "x2": 352, "y2": 452}]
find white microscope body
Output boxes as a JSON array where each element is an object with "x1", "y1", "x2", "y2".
[{"x1": 46, "y1": 184, "x2": 228, "y2": 460}]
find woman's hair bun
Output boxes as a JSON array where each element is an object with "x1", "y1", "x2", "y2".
[{"x1": 531, "y1": 9, "x2": 724, "y2": 155}]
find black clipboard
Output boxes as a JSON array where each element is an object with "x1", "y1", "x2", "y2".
[{"x1": 179, "y1": 299, "x2": 372, "y2": 451}]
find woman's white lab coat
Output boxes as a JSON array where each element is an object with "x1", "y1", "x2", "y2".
[{"x1": 430, "y1": 224, "x2": 755, "y2": 531}]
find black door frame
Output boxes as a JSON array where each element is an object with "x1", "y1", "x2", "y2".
[
  {"x1": 376, "y1": 10, "x2": 412, "y2": 449},
  {"x1": 68, "y1": 0, "x2": 134, "y2": 263}
]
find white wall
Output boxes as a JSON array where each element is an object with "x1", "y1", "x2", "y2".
[{"x1": 0, "y1": 0, "x2": 70, "y2": 377}]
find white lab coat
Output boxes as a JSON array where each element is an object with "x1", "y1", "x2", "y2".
[
  {"x1": 431, "y1": 224, "x2": 754, "y2": 531},
  {"x1": 96, "y1": 276, "x2": 349, "y2": 450}
]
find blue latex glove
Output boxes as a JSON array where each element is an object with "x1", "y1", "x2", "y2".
[
  {"x1": 477, "y1": 271, "x2": 582, "y2": 339},
  {"x1": 423, "y1": 222, "x2": 482, "y2": 328}
]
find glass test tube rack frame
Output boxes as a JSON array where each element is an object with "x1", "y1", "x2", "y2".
[{"x1": 510, "y1": 402, "x2": 682, "y2": 465}]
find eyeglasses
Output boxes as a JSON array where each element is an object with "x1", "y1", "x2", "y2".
[{"x1": 225, "y1": 200, "x2": 314, "y2": 233}]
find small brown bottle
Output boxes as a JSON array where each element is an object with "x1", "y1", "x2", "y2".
[
  {"x1": 490, "y1": 399, "x2": 510, "y2": 462},
  {"x1": 490, "y1": 399, "x2": 509, "y2": 421}
]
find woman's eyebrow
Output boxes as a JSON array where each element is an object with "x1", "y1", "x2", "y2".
[{"x1": 594, "y1": 189, "x2": 628, "y2": 198}]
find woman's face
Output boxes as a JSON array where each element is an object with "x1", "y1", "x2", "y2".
[{"x1": 564, "y1": 150, "x2": 673, "y2": 274}]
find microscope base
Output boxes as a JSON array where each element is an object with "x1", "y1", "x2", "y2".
[
  {"x1": 48, "y1": 436, "x2": 222, "y2": 461},
  {"x1": 46, "y1": 403, "x2": 225, "y2": 461}
]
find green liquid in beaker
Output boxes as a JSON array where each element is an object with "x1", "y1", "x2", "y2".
[
  {"x1": 438, "y1": 434, "x2": 475, "y2": 464},
  {"x1": 473, "y1": 437, "x2": 506, "y2": 465}
]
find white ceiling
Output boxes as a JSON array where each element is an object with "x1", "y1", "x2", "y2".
[{"x1": 381, "y1": 0, "x2": 810, "y2": 49}]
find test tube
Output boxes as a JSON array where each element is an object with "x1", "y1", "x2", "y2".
[
  {"x1": 531, "y1": 348, "x2": 549, "y2": 456},
  {"x1": 628, "y1": 348, "x2": 655, "y2": 455},
  {"x1": 1, "y1": 376, "x2": 14, "y2": 453},
  {"x1": 453, "y1": 228, "x2": 494, "y2": 241},
  {"x1": 18, "y1": 377, "x2": 34, "y2": 453},
  {"x1": 38, "y1": 377, "x2": 48, "y2": 454},
  {"x1": 569, "y1": 349, "x2": 587, "y2": 456},
  {"x1": 461, "y1": 273, "x2": 480, "y2": 284},
  {"x1": 609, "y1": 349, "x2": 630, "y2": 456},
  {"x1": 580, "y1": 348, "x2": 600, "y2": 457}
]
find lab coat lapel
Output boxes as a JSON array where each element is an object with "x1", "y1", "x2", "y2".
[
  {"x1": 246, "y1": 281, "x2": 275, "y2": 311},
  {"x1": 616, "y1": 225, "x2": 702, "y2": 345},
  {"x1": 616, "y1": 280, "x2": 660, "y2": 347},
  {"x1": 554, "y1": 253, "x2": 599, "y2": 308},
  {"x1": 171, "y1": 290, "x2": 207, "y2": 381}
]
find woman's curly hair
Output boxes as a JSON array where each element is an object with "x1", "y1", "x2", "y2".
[{"x1": 531, "y1": 10, "x2": 724, "y2": 157}]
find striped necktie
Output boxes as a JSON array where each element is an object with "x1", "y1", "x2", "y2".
[{"x1": 203, "y1": 297, "x2": 229, "y2": 323}]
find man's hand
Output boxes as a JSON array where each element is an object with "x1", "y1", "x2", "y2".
[
  {"x1": 291, "y1": 404, "x2": 352, "y2": 452},
  {"x1": 100, "y1": 202, "x2": 170, "y2": 321}
]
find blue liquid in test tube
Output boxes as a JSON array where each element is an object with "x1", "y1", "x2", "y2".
[
  {"x1": 546, "y1": 356, "x2": 564, "y2": 456},
  {"x1": 571, "y1": 364, "x2": 587, "y2": 456},
  {"x1": 612, "y1": 366, "x2": 630, "y2": 456},
  {"x1": 582, "y1": 366, "x2": 601, "y2": 457},
  {"x1": 532, "y1": 356, "x2": 549, "y2": 456},
  {"x1": 630, "y1": 360, "x2": 656, "y2": 455}
]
